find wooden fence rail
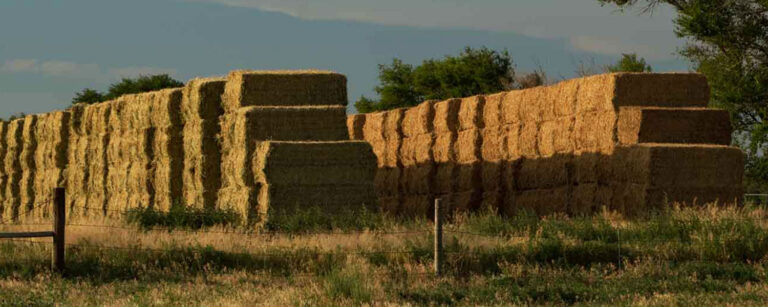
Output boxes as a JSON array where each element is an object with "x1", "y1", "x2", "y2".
[{"x1": 0, "y1": 187, "x2": 65, "y2": 272}]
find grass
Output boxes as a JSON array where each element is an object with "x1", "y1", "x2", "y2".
[{"x1": 2, "y1": 204, "x2": 768, "y2": 305}]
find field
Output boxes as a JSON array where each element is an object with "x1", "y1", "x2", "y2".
[{"x1": 2, "y1": 204, "x2": 768, "y2": 306}]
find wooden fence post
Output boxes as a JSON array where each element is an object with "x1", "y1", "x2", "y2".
[
  {"x1": 434, "y1": 198, "x2": 443, "y2": 277},
  {"x1": 52, "y1": 187, "x2": 65, "y2": 273}
]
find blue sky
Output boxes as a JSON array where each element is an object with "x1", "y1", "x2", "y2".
[{"x1": 0, "y1": 0, "x2": 688, "y2": 117}]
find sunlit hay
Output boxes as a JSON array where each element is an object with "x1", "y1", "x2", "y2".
[
  {"x1": 222, "y1": 70, "x2": 347, "y2": 112},
  {"x1": 18, "y1": 114, "x2": 38, "y2": 217},
  {"x1": 181, "y1": 78, "x2": 226, "y2": 210},
  {"x1": 32, "y1": 111, "x2": 70, "y2": 218}
]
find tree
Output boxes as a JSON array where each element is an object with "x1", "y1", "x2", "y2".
[
  {"x1": 597, "y1": 0, "x2": 768, "y2": 190},
  {"x1": 607, "y1": 53, "x2": 653, "y2": 73},
  {"x1": 71, "y1": 88, "x2": 105, "y2": 105},
  {"x1": 355, "y1": 47, "x2": 515, "y2": 113},
  {"x1": 71, "y1": 74, "x2": 184, "y2": 105}
]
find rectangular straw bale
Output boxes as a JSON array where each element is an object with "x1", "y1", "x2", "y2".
[
  {"x1": 402, "y1": 100, "x2": 435, "y2": 137},
  {"x1": 152, "y1": 126, "x2": 184, "y2": 211},
  {"x1": 434, "y1": 163, "x2": 455, "y2": 194},
  {"x1": 538, "y1": 117, "x2": 575, "y2": 157},
  {"x1": 232, "y1": 105, "x2": 349, "y2": 141},
  {"x1": 0, "y1": 122, "x2": 7, "y2": 206},
  {"x1": 458, "y1": 96, "x2": 485, "y2": 131},
  {"x1": 85, "y1": 134, "x2": 110, "y2": 212},
  {"x1": 149, "y1": 89, "x2": 183, "y2": 128},
  {"x1": 503, "y1": 124, "x2": 522, "y2": 161},
  {"x1": 455, "y1": 129, "x2": 481, "y2": 164},
  {"x1": 595, "y1": 184, "x2": 613, "y2": 210},
  {"x1": 217, "y1": 186, "x2": 256, "y2": 222},
  {"x1": 553, "y1": 78, "x2": 579, "y2": 117},
  {"x1": 501, "y1": 91, "x2": 522, "y2": 124},
  {"x1": 258, "y1": 184, "x2": 377, "y2": 221},
  {"x1": 120, "y1": 94, "x2": 153, "y2": 132},
  {"x1": 433, "y1": 99, "x2": 461, "y2": 134},
  {"x1": 347, "y1": 114, "x2": 366, "y2": 140},
  {"x1": 399, "y1": 134, "x2": 433, "y2": 167},
  {"x1": 82, "y1": 102, "x2": 112, "y2": 135},
  {"x1": 252, "y1": 141, "x2": 377, "y2": 186},
  {"x1": 612, "y1": 73, "x2": 710, "y2": 108},
  {"x1": 65, "y1": 134, "x2": 88, "y2": 210},
  {"x1": 400, "y1": 194, "x2": 432, "y2": 218},
  {"x1": 383, "y1": 109, "x2": 405, "y2": 168},
  {"x1": 19, "y1": 115, "x2": 38, "y2": 212},
  {"x1": 519, "y1": 88, "x2": 544, "y2": 123},
  {"x1": 643, "y1": 144, "x2": 744, "y2": 188},
  {"x1": 571, "y1": 183, "x2": 597, "y2": 215},
  {"x1": 3, "y1": 119, "x2": 24, "y2": 219},
  {"x1": 33, "y1": 111, "x2": 70, "y2": 214},
  {"x1": 125, "y1": 130, "x2": 153, "y2": 209},
  {"x1": 361, "y1": 112, "x2": 386, "y2": 166},
  {"x1": 375, "y1": 167, "x2": 401, "y2": 197},
  {"x1": 519, "y1": 122, "x2": 538, "y2": 158},
  {"x1": 222, "y1": 70, "x2": 347, "y2": 112},
  {"x1": 107, "y1": 97, "x2": 128, "y2": 134},
  {"x1": 433, "y1": 132, "x2": 456, "y2": 163},
  {"x1": 181, "y1": 77, "x2": 226, "y2": 123},
  {"x1": 573, "y1": 111, "x2": 615, "y2": 154},
  {"x1": 400, "y1": 164, "x2": 434, "y2": 195},
  {"x1": 515, "y1": 187, "x2": 570, "y2": 215},
  {"x1": 574, "y1": 74, "x2": 616, "y2": 113},
  {"x1": 617, "y1": 107, "x2": 732, "y2": 145},
  {"x1": 481, "y1": 190, "x2": 502, "y2": 211},
  {"x1": 517, "y1": 155, "x2": 571, "y2": 190},
  {"x1": 450, "y1": 190, "x2": 482, "y2": 213},
  {"x1": 453, "y1": 162, "x2": 481, "y2": 192},
  {"x1": 483, "y1": 92, "x2": 505, "y2": 128},
  {"x1": 69, "y1": 103, "x2": 87, "y2": 136},
  {"x1": 608, "y1": 145, "x2": 651, "y2": 184},
  {"x1": 482, "y1": 126, "x2": 506, "y2": 162},
  {"x1": 573, "y1": 153, "x2": 599, "y2": 184}
]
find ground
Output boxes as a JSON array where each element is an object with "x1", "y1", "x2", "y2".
[{"x1": 2, "y1": 204, "x2": 768, "y2": 306}]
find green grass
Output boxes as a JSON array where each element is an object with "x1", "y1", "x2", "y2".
[{"x1": 3, "y1": 204, "x2": 768, "y2": 305}]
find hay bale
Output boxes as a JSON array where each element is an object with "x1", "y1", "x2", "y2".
[
  {"x1": 501, "y1": 91, "x2": 522, "y2": 125},
  {"x1": 252, "y1": 141, "x2": 378, "y2": 223},
  {"x1": 229, "y1": 105, "x2": 349, "y2": 141},
  {"x1": 517, "y1": 155, "x2": 571, "y2": 190},
  {"x1": 433, "y1": 133, "x2": 456, "y2": 164},
  {"x1": 347, "y1": 114, "x2": 366, "y2": 140},
  {"x1": 400, "y1": 164, "x2": 434, "y2": 195},
  {"x1": 519, "y1": 122, "x2": 538, "y2": 158},
  {"x1": 617, "y1": 107, "x2": 732, "y2": 145},
  {"x1": 375, "y1": 167, "x2": 401, "y2": 197},
  {"x1": 483, "y1": 93, "x2": 505, "y2": 128},
  {"x1": 0, "y1": 122, "x2": 7, "y2": 217},
  {"x1": 3, "y1": 119, "x2": 24, "y2": 219},
  {"x1": 402, "y1": 100, "x2": 435, "y2": 137},
  {"x1": 85, "y1": 134, "x2": 110, "y2": 213},
  {"x1": 19, "y1": 115, "x2": 38, "y2": 213},
  {"x1": 361, "y1": 112, "x2": 386, "y2": 167},
  {"x1": 434, "y1": 163, "x2": 455, "y2": 194},
  {"x1": 33, "y1": 111, "x2": 70, "y2": 217},
  {"x1": 182, "y1": 78, "x2": 226, "y2": 209},
  {"x1": 453, "y1": 163, "x2": 481, "y2": 192},
  {"x1": 571, "y1": 183, "x2": 597, "y2": 215},
  {"x1": 515, "y1": 186, "x2": 570, "y2": 215},
  {"x1": 642, "y1": 144, "x2": 744, "y2": 188},
  {"x1": 152, "y1": 126, "x2": 184, "y2": 211},
  {"x1": 399, "y1": 134, "x2": 434, "y2": 167},
  {"x1": 433, "y1": 99, "x2": 461, "y2": 134},
  {"x1": 612, "y1": 73, "x2": 710, "y2": 108},
  {"x1": 458, "y1": 96, "x2": 485, "y2": 131},
  {"x1": 455, "y1": 129, "x2": 481, "y2": 164},
  {"x1": 553, "y1": 79, "x2": 579, "y2": 117},
  {"x1": 383, "y1": 108, "x2": 405, "y2": 168},
  {"x1": 503, "y1": 124, "x2": 522, "y2": 161},
  {"x1": 222, "y1": 70, "x2": 347, "y2": 112},
  {"x1": 538, "y1": 117, "x2": 574, "y2": 157},
  {"x1": 573, "y1": 111, "x2": 615, "y2": 154},
  {"x1": 519, "y1": 88, "x2": 544, "y2": 123}
]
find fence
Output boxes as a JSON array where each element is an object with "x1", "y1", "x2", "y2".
[{"x1": 1, "y1": 192, "x2": 767, "y2": 277}]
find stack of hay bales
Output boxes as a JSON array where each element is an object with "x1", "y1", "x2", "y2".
[
  {"x1": 19, "y1": 115, "x2": 38, "y2": 214},
  {"x1": 350, "y1": 72, "x2": 744, "y2": 216},
  {"x1": 218, "y1": 70, "x2": 377, "y2": 223},
  {"x1": 3, "y1": 119, "x2": 25, "y2": 220},
  {"x1": 83, "y1": 102, "x2": 112, "y2": 214},
  {"x1": 33, "y1": 111, "x2": 70, "y2": 217},
  {"x1": 147, "y1": 89, "x2": 184, "y2": 211},
  {"x1": 65, "y1": 104, "x2": 87, "y2": 212},
  {"x1": 182, "y1": 78, "x2": 226, "y2": 209}
]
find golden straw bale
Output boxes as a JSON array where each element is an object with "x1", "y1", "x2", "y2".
[
  {"x1": 65, "y1": 134, "x2": 88, "y2": 211},
  {"x1": 33, "y1": 111, "x2": 70, "y2": 217},
  {"x1": 573, "y1": 111, "x2": 615, "y2": 154},
  {"x1": 399, "y1": 134, "x2": 433, "y2": 167},
  {"x1": 483, "y1": 92, "x2": 505, "y2": 128},
  {"x1": 517, "y1": 155, "x2": 571, "y2": 190},
  {"x1": 402, "y1": 100, "x2": 435, "y2": 137},
  {"x1": 222, "y1": 70, "x2": 347, "y2": 112},
  {"x1": 553, "y1": 78, "x2": 579, "y2": 117},
  {"x1": 217, "y1": 186, "x2": 256, "y2": 222},
  {"x1": 574, "y1": 74, "x2": 616, "y2": 113},
  {"x1": 259, "y1": 184, "x2": 377, "y2": 218},
  {"x1": 231, "y1": 106, "x2": 349, "y2": 141},
  {"x1": 500, "y1": 91, "x2": 522, "y2": 124},
  {"x1": 617, "y1": 107, "x2": 732, "y2": 145},
  {"x1": 149, "y1": 89, "x2": 183, "y2": 128},
  {"x1": 482, "y1": 126, "x2": 506, "y2": 162},
  {"x1": 19, "y1": 115, "x2": 38, "y2": 213},
  {"x1": 361, "y1": 112, "x2": 386, "y2": 167},
  {"x1": 107, "y1": 97, "x2": 128, "y2": 134},
  {"x1": 458, "y1": 96, "x2": 485, "y2": 131},
  {"x1": 85, "y1": 134, "x2": 109, "y2": 212},
  {"x1": 538, "y1": 117, "x2": 574, "y2": 157},
  {"x1": 519, "y1": 122, "x2": 538, "y2": 158},
  {"x1": 455, "y1": 129, "x2": 481, "y2": 164},
  {"x1": 433, "y1": 133, "x2": 455, "y2": 164},
  {"x1": 519, "y1": 88, "x2": 544, "y2": 123},
  {"x1": 0, "y1": 122, "x2": 7, "y2": 207},
  {"x1": 640, "y1": 144, "x2": 744, "y2": 188},
  {"x1": 433, "y1": 99, "x2": 461, "y2": 134},
  {"x1": 69, "y1": 103, "x2": 87, "y2": 136},
  {"x1": 595, "y1": 184, "x2": 613, "y2": 210},
  {"x1": 82, "y1": 102, "x2": 112, "y2": 136},
  {"x1": 503, "y1": 124, "x2": 522, "y2": 161},
  {"x1": 347, "y1": 114, "x2": 366, "y2": 140},
  {"x1": 481, "y1": 161, "x2": 503, "y2": 192},
  {"x1": 152, "y1": 126, "x2": 184, "y2": 211},
  {"x1": 181, "y1": 77, "x2": 226, "y2": 124},
  {"x1": 383, "y1": 108, "x2": 405, "y2": 168}
]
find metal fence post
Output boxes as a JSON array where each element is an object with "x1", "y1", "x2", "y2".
[
  {"x1": 53, "y1": 187, "x2": 65, "y2": 273},
  {"x1": 434, "y1": 198, "x2": 443, "y2": 277}
]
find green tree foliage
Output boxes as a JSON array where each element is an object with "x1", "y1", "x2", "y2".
[
  {"x1": 71, "y1": 88, "x2": 105, "y2": 105},
  {"x1": 355, "y1": 47, "x2": 515, "y2": 113},
  {"x1": 71, "y1": 74, "x2": 184, "y2": 105},
  {"x1": 607, "y1": 53, "x2": 653, "y2": 73},
  {"x1": 598, "y1": 0, "x2": 768, "y2": 190}
]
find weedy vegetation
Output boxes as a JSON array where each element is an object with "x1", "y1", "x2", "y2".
[{"x1": 2, "y1": 204, "x2": 768, "y2": 305}]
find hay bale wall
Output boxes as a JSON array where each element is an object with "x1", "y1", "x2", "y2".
[{"x1": 349, "y1": 72, "x2": 743, "y2": 217}]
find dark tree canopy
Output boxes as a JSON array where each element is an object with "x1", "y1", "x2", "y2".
[
  {"x1": 355, "y1": 47, "x2": 516, "y2": 113},
  {"x1": 607, "y1": 53, "x2": 653, "y2": 73},
  {"x1": 71, "y1": 74, "x2": 184, "y2": 105}
]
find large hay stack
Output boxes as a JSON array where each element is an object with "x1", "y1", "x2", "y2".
[
  {"x1": 350, "y1": 72, "x2": 743, "y2": 216},
  {"x1": 218, "y1": 70, "x2": 376, "y2": 223}
]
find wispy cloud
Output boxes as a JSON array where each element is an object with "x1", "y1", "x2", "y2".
[
  {"x1": 1, "y1": 59, "x2": 177, "y2": 79},
  {"x1": 184, "y1": 0, "x2": 682, "y2": 60}
]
